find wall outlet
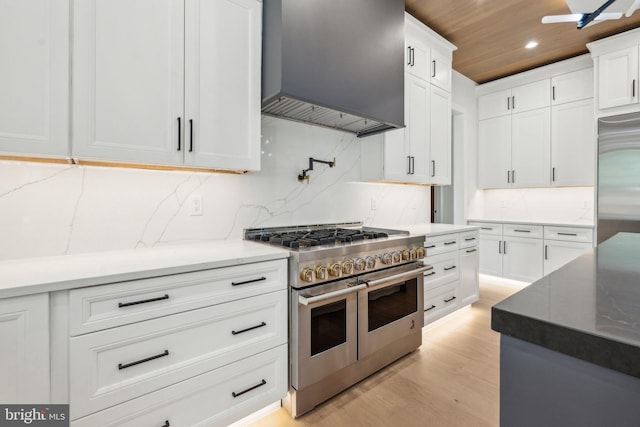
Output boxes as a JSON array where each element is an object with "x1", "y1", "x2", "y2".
[{"x1": 188, "y1": 194, "x2": 203, "y2": 216}]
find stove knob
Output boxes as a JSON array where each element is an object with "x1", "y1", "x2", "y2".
[
  {"x1": 402, "y1": 249, "x2": 411, "y2": 261},
  {"x1": 410, "y1": 248, "x2": 418, "y2": 260},
  {"x1": 300, "y1": 268, "x2": 314, "y2": 283},
  {"x1": 353, "y1": 258, "x2": 366, "y2": 271},
  {"x1": 417, "y1": 247, "x2": 426, "y2": 258},
  {"x1": 328, "y1": 263, "x2": 341, "y2": 277},
  {"x1": 365, "y1": 256, "x2": 376, "y2": 269},
  {"x1": 342, "y1": 260, "x2": 354, "y2": 275},
  {"x1": 315, "y1": 265, "x2": 328, "y2": 280},
  {"x1": 381, "y1": 253, "x2": 393, "y2": 265},
  {"x1": 392, "y1": 251, "x2": 401, "y2": 263}
]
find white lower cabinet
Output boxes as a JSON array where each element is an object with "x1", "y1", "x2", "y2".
[
  {"x1": 423, "y1": 230, "x2": 479, "y2": 325},
  {"x1": 0, "y1": 293, "x2": 50, "y2": 404},
  {"x1": 502, "y1": 236, "x2": 544, "y2": 282},
  {"x1": 543, "y1": 226, "x2": 594, "y2": 275}
]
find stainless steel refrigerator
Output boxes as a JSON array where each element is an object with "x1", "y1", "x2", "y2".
[{"x1": 598, "y1": 112, "x2": 640, "y2": 243}]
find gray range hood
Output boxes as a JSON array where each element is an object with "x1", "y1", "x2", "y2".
[{"x1": 261, "y1": 0, "x2": 405, "y2": 137}]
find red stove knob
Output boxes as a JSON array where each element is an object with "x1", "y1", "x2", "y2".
[
  {"x1": 315, "y1": 265, "x2": 328, "y2": 280},
  {"x1": 365, "y1": 256, "x2": 376, "y2": 269},
  {"x1": 392, "y1": 251, "x2": 401, "y2": 263},
  {"x1": 416, "y1": 247, "x2": 426, "y2": 258},
  {"x1": 353, "y1": 258, "x2": 366, "y2": 271},
  {"x1": 300, "y1": 268, "x2": 314, "y2": 283},
  {"x1": 402, "y1": 249, "x2": 410, "y2": 261},
  {"x1": 381, "y1": 253, "x2": 393, "y2": 265},
  {"x1": 328, "y1": 263, "x2": 341, "y2": 277},
  {"x1": 342, "y1": 261, "x2": 354, "y2": 275}
]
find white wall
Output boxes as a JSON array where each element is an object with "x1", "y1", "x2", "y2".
[{"x1": 0, "y1": 117, "x2": 430, "y2": 261}]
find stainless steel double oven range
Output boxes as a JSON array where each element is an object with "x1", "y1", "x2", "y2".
[{"x1": 245, "y1": 222, "x2": 430, "y2": 417}]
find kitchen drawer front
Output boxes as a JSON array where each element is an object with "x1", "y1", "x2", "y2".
[
  {"x1": 469, "y1": 222, "x2": 502, "y2": 236},
  {"x1": 71, "y1": 344, "x2": 287, "y2": 427},
  {"x1": 69, "y1": 259, "x2": 287, "y2": 335},
  {"x1": 503, "y1": 223, "x2": 543, "y2": 239},
  {"x1": 459, "y1": 230, "x2": 479, "y2": 249},
  {"x1": 424, "y1": 281, "x2": 458, "y2": 323},
  {"x1": 423, "y1": 251, "x2": 460, "y2": 290},
  {"x1": 544, "y1": 226, "x2": 593, "y2": 243},
  {"x1": 69, "y1": 290, "x2": 287, "y2": 419},
  {"x1": 424, "y1": 233, "x2": 460, "y2": 256}
]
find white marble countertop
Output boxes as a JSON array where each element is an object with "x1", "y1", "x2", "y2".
[
  {"x1": 382, "y1": 223, "x2": 479, "y2": 237},
  {"x1": 467, "y1": 218, "x2": 594, "y2": 228},
  {"x1": 0, "y1": 241, "x2": 289, "y2": 299}
]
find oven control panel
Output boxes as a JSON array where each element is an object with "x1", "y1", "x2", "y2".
[{"x1": 296, "y1": 244, "x2": 426, "y2": 286}]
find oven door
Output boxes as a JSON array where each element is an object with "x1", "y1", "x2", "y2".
[
  {"x1": 291, "y1": 280, "x2": 365, "y2": 390},
  {"x1": 358, "y1": 263, "x2": 429, "y2": 359}
]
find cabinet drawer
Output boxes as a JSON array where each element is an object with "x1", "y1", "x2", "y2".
[
  {"x1": 69, "y1": 290, "x2": 287, "y2": 419},
  {"x1": 503, "y1": 223, "x2": 543, "y2": 238},
  {"x1": 424, "y1": 233, "x2": 460, "y2": 256},
  {"x1": 69, "y1": 259, "x2": 287, "y2": 335},
  {"x1": 423, "y1": 251, "x2": 459, "y2": 290},
  {"x1": 71, "y1": 344, "x2": 287, "y2": 427},
  {"x1": 544, "y1": 226, "x2": 593, "y2": 243},
  {"x1": 424, "y1": 281, "x2": 458, "y2": 323},
  {"x1": 469, "y1": 222, "x2": 502, "y2": 236},
  {"x1": 459, "y1": 230, "x2": 479, "y2": 249}
]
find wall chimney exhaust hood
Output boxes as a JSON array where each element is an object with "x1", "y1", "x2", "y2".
[{"x1": 261, "y1": 0, "x2": 405, "y2": 137}]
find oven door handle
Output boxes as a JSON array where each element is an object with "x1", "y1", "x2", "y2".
[
  {"x1": 298, "y1": 284, "x2": 367, "y2": 306},
  {"x1": 364, "y1": 265, "x2": 433, "y2": 290}
]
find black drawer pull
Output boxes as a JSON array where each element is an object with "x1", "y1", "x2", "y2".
[
  {"x1": 444, "y1": 265, "x2": 457, "y2": 271},
  {"x1": 466, "y1": 249, "x2": 477, "y2": 253},
  {"x1": 425, "y1": 245, "x2": 436, "y2": 249},
  {"x1": 425, "y1": 304, "x2": 436, "y2": 312},
  {"x1": 444, "y1": 296, "x2": 456, "y2": 303},
  {"x1": 232, "y1": 321, "x2": 267, "y2": 335},
  {"x1": 558, "y1": 232, "x2": 578, "y2": 236},
  {"x1": 231, "y1": 276, "x2": 267, "y2": 286},
  {"x1": 514, "y1": 229, "x2": 531, "y2": 233},
  {"x1": 424, "y1": 271, "x2": 436, "y2": 277},
  {"x1": 444, "y1": 241, "x2": 457, "y2": 245},
  {"x1": 118, "y1": 350, "x2": 169, "y2": 370},
  {"x1": 480, "y1": 227, "x2": 492, "y2": 230},
  {"x1": 118, "y1": 294, "x2": 169, "y2": 308},
  {"x1": 161, "y1": 421, "x2": 170, "y2": 427},
  {"x1": 232, "y1": 379, "x2": 267, "y2": 398},
  {"x1": 465, "y1": 237, "x2": 476, "y2": 241}
]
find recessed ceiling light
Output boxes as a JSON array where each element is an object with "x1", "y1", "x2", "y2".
[{"x1": 525, "y1": 41, "x2": 539, "y2": 49}]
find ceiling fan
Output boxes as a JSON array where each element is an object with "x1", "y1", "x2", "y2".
[{"x1": 542, "y1": 0, "x2": 640, "y2": 29}]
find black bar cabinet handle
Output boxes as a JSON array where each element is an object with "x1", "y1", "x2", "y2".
[
  {"x1": 503, "y1": 241, "x2": 507, "y2": 254},
  {"x1": 425, "y1": 245, "x2": 436, "y2": 249},
  {"x1": 161, "y1": 421, "x2": 170, "y2": 427},
  {"x1": 118, "y1": 294, "x2": 169, "y2": 308},
  {"x1": 424, "y1": 271, "x2": 436, "y2": 277},
  {"x1": 512, "y1": 170, "x2": 515, "y2": 183},
  {"x1": 177, "y1": 117, "x2": 181, "y2": 151},
  {"x1": 552, "y1": 167, "x2": 556, "y2": 182},
  {"x1": 411, "y1": 47, "x2": 415, "y2": 66},
  {"x1": 545, "y1": 245, "x2": 548, "y2": 260},
  {"x1": 407, "y1": 156, "x2": 411, "y2": 174},
  {"x1": 512, "y1": 96, "x2": 515, "y2": 109},
  {"x1": 514, "y1": 229, "x2": 531, "y2": 233},
  {"x1": 232, "y1": 321, "x2": 266, "y2": 335},
  {"x1": 481, "y1": 227, "x2": 492, "y2": 230},
  {"x1": 425, "y1": 304, "x2": 436, "y2": 312},
  {"x1": 466, "y1": 249, "x2": 477, "y2": 253},
  {"x1": 444, "y1": 296, "x2": 457, "y2": 303},
  {"x1": 444, "y1": 265, "x2": 457, "y2": 271},
  {"x1": 407, "y1": 46, "x2": 412, "y2": 66},
  {"x1": 507, "y1": 97, "x2": 510, "y2": 110},
  {"x1": 552, "y1": 86, "x2": 555, "y2": 101},
  {"x1": 411, "y1": 156, "x2": 415, "y2": 174},
  {"x1": 558, "y1": 232, "x2": 578, "y2": 236},
  {"x1": 189, "y1": 119, "x2": 193, "y2": 152},
  {"x1": 498, "y1": 240, "x2": 502, "y2": 254},
  {"x1": 465, "y1": 237, "x2": 476, "y2": 241},
  {"x1": 444, "y1": 241, "x2": 456, "y2": 245},
  {"x1": 633, "y1": 79, "x2": 636, "y2": 97},
  {"x1": 431, "y1": 160, "x2": 436, "y2": 177},
  {"x1": 232, "y1": 379, "x2": 267, "y2": 398},
  {"x1": 231, "y1": 277, "x2": 266, "y2": 286},
  {"x1": 507, "y1": 170, "x2": 510, "y2": 183},
  {"x1": 118, "y1": 350, "x2": 169, "y2": 370}
]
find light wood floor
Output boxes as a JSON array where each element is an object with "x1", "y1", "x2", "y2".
[{"x1": 250, "y1": 279, "x2": 520, "y2": 427}]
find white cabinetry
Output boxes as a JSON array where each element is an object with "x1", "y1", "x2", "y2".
[
  {"x1": 479, "y1": 80, "x2": 550, "y2": 120},
  {"x1": 543, "y1": 226, "x2": 594, "y2": 275},
  {"x1": 405, "y1": 16, "x2": 452, "y2": 91},
  {"x1": 551, "y1": 68, "x2": 594, "y2": 105},
  {"x1": 422, "y1": 230, "x2": 479, "y2": 325},
  {"x1": 73, "y1": 0, "x2": 261, "y2": 171},
  {"x1": 0, "y1": 294, "x2": 50, "y2": 404},
  {"x1": 0, "y1": 0, "x2": 69, "y2": 158}
]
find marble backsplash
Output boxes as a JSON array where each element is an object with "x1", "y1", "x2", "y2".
[{"x1": 0, "y1": 117, "x2": 430, "y2": 260}]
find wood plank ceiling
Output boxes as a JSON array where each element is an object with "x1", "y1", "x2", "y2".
[{"x1": 406, "y1": 0, "x2": 640, "y2": 84}]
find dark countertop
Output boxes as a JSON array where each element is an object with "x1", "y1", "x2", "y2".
[{"x1": 492, "y1": 232, "x2": 640, "y2": 378}]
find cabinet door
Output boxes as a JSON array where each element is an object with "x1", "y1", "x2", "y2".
[
  {"x1": 406, "y1": 74, "x2": 430, "y2": 182},
  {"x1": 598, "y1": 47, "x2": 639, "y2": 109},
  {"x1": 0, "y1": 0, "x2": 69, "y2": 157},
  {"x1": 184, "y1": 0, "x2": 261, "y2": 171},
  {"x1": 459, "y1": 247, "x2": 479, "y2": 306},
  {"x1": 511, "y1": 108, "x2": 551, "y2": 188},
  {"x1": 511, "y1": 79, "x2": 551, "y2": 113},
  {"x1": 73, "y1": 0, "x2": 184, "y2": 165},
  {"x1": 0, "y1": 294, "x2": 49, "y2": 404},
  {"x1": 430, "y1": 49, "x2": 451, "y2": 92},
  {"x1": 503, "y1": 237, "x2": 543, "y2": 282},
  {"x1": 383, "y1": 128, "x2": 410, "y2": 181},
  {"x1": 544, "y1": 240, "x2": 592, "y2": 275},
  {"x1": 551, "y1": 99, "x2": 595, "y2": 186},
  {"x1": 478, "y1": 88, "x2": 512, "y2": 120},
  {"x1": 404, "y1": 27, "x2": 430, "y2": 81},
  {"x1": 551, "y1": 68, "x2": 593, "y2": 105},
  {"x1": 478, "y1": 234, "x2": 502, "y2": 277},
  {"x1": 478, "y1": 116, "x2": 511, "y2": 188},
  {"x1": 429, "y1": 85, "x2": 451, "y2": 184}
]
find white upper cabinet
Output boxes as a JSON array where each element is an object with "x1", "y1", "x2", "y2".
[
  {"x1": 0, "y1": 0, "x2": 69, "y2": 158},
  {"x1": 429, "y1": 85, "x2": 452, "y2": 184},
  {"x1": 405, "y1": 25, "x2": 430, "y2": 82},
  {"x1": 551, "y1": 68, "x2": 593, "y2": 105},
  {"x1": 478, "y1": 116, "x2": 511, "y2": 189},
  {"x1": 510, "y1": 108, "x2": 551, "y2": 188},
  {"x1": 478, "y1": 88, "x2": 512, "y2": 120},
  {"x1": 73, "y1": 0, "x2": 261, "y2": 171},
  {"x1": 478, "y1": 80, "x2": 550, "y2": 120},
  {"x1": 430, "y1": 48, "x2": 452, "y2": 92}
]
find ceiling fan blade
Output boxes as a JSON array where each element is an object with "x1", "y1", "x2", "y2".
[
  {"x1": 593, "y1": 12, "x2": 623, "y2": 20},
  {"x1": 626, "y1": 0, "x2": 640, "y2": 17},
  {"x1": 541, "y1": 13, "x2": 584, "y2": 23}
]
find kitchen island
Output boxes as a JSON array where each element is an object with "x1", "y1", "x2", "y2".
[{"x1": 492, "y1": 232, "x2": 640, "y2": 427}]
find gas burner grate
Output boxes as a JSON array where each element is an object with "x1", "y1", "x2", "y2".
[{"x1": 250, "y1": 227, "x2": 390, "y2": 248}]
